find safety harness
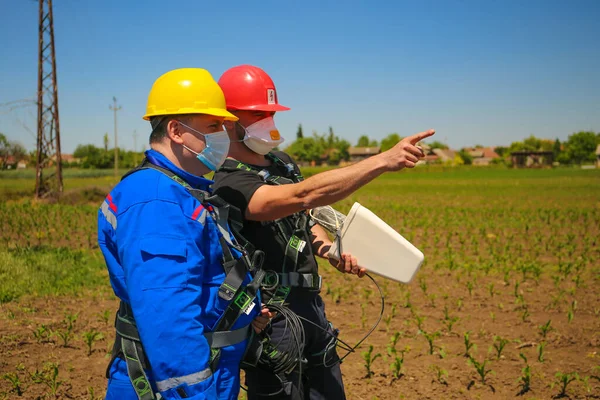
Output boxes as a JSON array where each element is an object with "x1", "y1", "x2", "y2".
[
  {"x1": 106, "y1": 159, "x2": 265, "y2": 400},
  {"x1": 218, "y1": 153, "x2": 328, "y2": 395},
  {"x1": 219, "y1": 152, "x2": 322, "y2": 308}
]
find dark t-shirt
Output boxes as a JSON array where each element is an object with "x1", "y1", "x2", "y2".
[{"x1": 212, "y1": 151, "x2": 319, "y2": 276}]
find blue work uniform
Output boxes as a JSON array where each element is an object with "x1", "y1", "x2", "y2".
[{"x1": 98, "y1": 149, "x2": 260, "y2": 400}]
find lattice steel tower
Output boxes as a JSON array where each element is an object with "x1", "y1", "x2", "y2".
[{"x1": 35, "y1": 0, "x2": 63, "y2": 198}]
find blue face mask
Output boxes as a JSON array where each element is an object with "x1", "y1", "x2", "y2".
[{"x1": 177, "y1": 121, "x2": 230, "y2": 171}]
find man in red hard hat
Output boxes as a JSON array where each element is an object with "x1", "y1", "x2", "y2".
[{"x1": 213, "y1": 64, "x2": 434, "y2": 399}]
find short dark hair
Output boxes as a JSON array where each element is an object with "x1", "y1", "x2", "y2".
[{"x1": 149, "y1": 114, "x2": 192, "y2": 144}]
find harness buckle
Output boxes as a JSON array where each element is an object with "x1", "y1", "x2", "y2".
[
  {"x1": 218, "y1": 283, "x2": 237, "y2": 301},
  {"x1": 234, "y1": 291, "x2": 253, "y2": 311},
  {"x1": 312, "y1": 274, "x2": 322, "y2": 291},
  {"x1": 258, "y1": 170, "x2": 271, "y2": 180},
  {"x1": 261, "y1": 270, "x2": 279, "y2": 291}
]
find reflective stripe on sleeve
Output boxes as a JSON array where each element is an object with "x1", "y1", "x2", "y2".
[
  {"x1": 155, "y1": 368, "x2": 212, "y2": 392},
  {"x1": 101, "y1": 201, "x2": 117, "y2": 230}
]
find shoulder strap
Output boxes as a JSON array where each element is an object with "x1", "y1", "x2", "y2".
[
  {"x1": 218, "y1": 154, "x2": 302, "y2": 186},
  {"x1": 266, "y1": 152, "x2": 304, "y2": 183},
  {"x1": 116, "y1": 160, "x2": 267, "y2": 371},
  {"x1": 121, "y1": 158, "x2": 257, "y2": 303}
]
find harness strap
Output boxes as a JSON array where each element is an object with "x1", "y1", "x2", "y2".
[
  {"x1": 123, "y1": 159, "x2": 254, "y2": 304},
  {"x1": 277, "y1": 272, "x2": 322, "y2": 290},
  {"x1": 122, "y1": 336, "x2": 156, "y2": 400},
  {"x1": 109, "y1": 160, "x2": 263, "y2": 391},
  {"x1": 219, "y1": 154, "x2": 313, "y2": 309},
  {"x1": 204, "y1": 325, "x2": 251, "y2": 349}
]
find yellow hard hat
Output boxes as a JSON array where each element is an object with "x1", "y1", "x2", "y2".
[{"x1": 143, "y1": 68, "x2": 238, "y2": 121}]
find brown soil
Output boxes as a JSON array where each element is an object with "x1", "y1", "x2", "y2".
[{"x1": 1, "y1": 267, "x2": 599, "y2": 400}]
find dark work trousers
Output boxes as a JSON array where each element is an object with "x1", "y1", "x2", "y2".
[{"x1": 245, "y1": 291, "x2": 346, "y2": 400}]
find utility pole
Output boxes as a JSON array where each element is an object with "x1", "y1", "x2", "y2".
[
  {"x1": 35, "y1": 0, "x2": 63, "y2": 198},
  {"x1": 132, "y1": 129, "x2": 138, "y2": 165},
  {"x1": 109, "y1": 97, "x2": 121, "y2": 177}
]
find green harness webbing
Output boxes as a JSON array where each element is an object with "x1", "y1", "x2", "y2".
[
  {"x1": 219, "y1": 153, "x2": 321, "y2": 307},
  {"x1": 106, "y1": 159, "x2": 265, "y2": 400},
  {"x1": 218, "y1": 154, "x2": 322, "y2": 379}
]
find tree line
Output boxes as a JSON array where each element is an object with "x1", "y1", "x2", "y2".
[
  {"x1": 1, "y1": 129, "x2": 598, "y2": 170},
  {"x1": 285, "y1": 126, "x2": 599, "y2": 166}
]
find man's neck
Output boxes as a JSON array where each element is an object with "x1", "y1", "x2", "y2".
[
  {"x1": 150, "y1": 142, "x2": 209, "y2": 176},
  {"x1": 151, "y1": 143, "x2": 183, "y2": 168},
  {"x1": 228, "y1": 142, "x2": 271, "y2": 167}
]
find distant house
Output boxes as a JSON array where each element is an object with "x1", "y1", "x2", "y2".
[
  {"x1": 61, "y1": 153, "x2": 81, "y2": 164},
  {"x1": 464, "y1": 147, "x2": 500, "y2": 166},
  {"x1": 510, "y1": 151, "x2": 553, "y2": 168},
  {"x1": 421, "y1": 154, "x2": 440, "y2": 164},
  {"x1": 416, "y1": 146, "x2": 461, "y2": 165},
  {"x1": 432, "y1": 148, "x2": 457, "y2": 163},
  {"x1": 49, "y1": 153, "x2": 81, "y2": 165},
  {"x1": 596, "y1": 144, "x2": 600, "y2": 168},
  {"x1": 0, "y1": 155, "x2": 17, "y2": 169},
  {"x1": 319, "y1": 148, "x2": 339, "y2": 165},
  {"x1": 348, "y1": 146, "x2": 381, "y2": 162},
  {"x1": 17, "y1": 160, "x2": 27, "y2": 169}
]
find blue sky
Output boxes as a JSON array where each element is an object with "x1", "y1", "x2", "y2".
[{"x1": 1, "y1": 0, "x2": 599, "y2": 153}]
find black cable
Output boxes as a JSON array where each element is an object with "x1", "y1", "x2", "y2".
[
  {"x1": 241, "y1": 273, "x2": 385, "y2": 396},
  {"x1": 242, "y1": 302, "x2": 306, "y2": 398},
  {"x1": 294, "y1": 272, "x2": 385, "y2": 366}
]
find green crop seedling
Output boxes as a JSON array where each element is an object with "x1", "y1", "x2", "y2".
[{"x1": 362, "y1": 345, "x2": 381, "y2": 378}]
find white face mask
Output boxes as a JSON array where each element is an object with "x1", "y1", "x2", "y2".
[
  {"x1": 177, "y1": 121, "x2": 230, "y2": 171},
  {"x1": 240, "y1": 117, "x2": 285, "y2": 155}
]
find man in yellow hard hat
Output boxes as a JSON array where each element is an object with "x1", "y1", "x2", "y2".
[
  {"x1": 99, "y1": 68, "x2": 271, "y2": 400},
  {"x1": 213, "y1": 64, "x2": 434, "y2": 399}
]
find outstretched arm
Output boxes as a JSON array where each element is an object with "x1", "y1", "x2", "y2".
[{"x1": 246, "y1": 129, "x2": 435, "y2": 221}]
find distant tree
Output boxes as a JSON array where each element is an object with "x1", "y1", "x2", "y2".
[
  {"x1": 0, "y1": 134, "x2": 27, "y2": 169},
  {"x1": 494, "y1": 146, "x2": 508, "y2": 157},
  {"x1": 74, "y1": 144, "x2": 112, "y2": 168},
  {"x1": 380, "y1": 133, "x2": 402, "y2": 152},
  {"x1": 314, "y1": 131, "x2": 328, "y2": 150},
  {"x1": 453, "y1": 154, "x2": 465, "y2": 165},
  {"x1": 565, "y1": 131, "x2": 597, "y2": 164},
  {"x1": 327, "y1": 126, "x2": 335, "y2": 148},
  {"x1": 521, "y1": 135, "x2": 553, "y2": 151},
  {"x1": 103, "y1": 133, "x2": 109, "y2": 152},
  {"x1": 286, "y1": 137, "x2": 325, "y2": 163},
  {"x1": 368, "y1": 139, "x2": 379, "y2": 147},
  {"x1": 0, "y1": 133, "x2": 9, "y2": 168},
  {"x1": 458, "y1": 150, "x2": 473, "y2": 165},
  {"x1": 330, "y1": 138, "x2": 350, "y2": 164},
  {"x1": 9, "y1": 142, "x2": 26, "y2": 163},
  {"x1": 556, "y1": 152, "x2": 571, "y2": 164},
  {"x1": 74, "y1": 144, "x2": 100, "y2": 160},
  {"x1": 296, "y1": 124, "x2": 304, "y2": 139},
  {"x1": 540, "y1": 140, "x2": 554, "y2": 151},
  {"x1": 357, "y1": 135, "x2": 370, "y2": 147},
  {"x1": 552, "y1": 139, "x2": 561, "y2": 159},
  {"x1": 427, "y1": 140, "x2": 449, "y2": 150},
  {"x1": 508, "y1": 136, "x2": 540, "y2": 153}
]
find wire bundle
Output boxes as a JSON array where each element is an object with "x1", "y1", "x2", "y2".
[
  {"x1": 309, "y1": 205, "x2": 346, "y2": 233},
  {"x1": 258, "y1": 302, "x2": 306, "y2": 376}
]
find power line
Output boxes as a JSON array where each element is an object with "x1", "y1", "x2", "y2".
[
  {"x1": 133, "y1": 129, "x2": 138, "y2": 165},
  {"x1": 109, "y1": 96, "x2": 122, "y2": 177}
]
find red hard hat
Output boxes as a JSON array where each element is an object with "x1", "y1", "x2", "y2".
[{"x1": 218, "y1": 65, "x2": 290, "y2": 112}]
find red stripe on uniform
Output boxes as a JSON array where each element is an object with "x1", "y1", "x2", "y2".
[
  {"x1": 191, "y1": 205, "x2": 205, "y2": 220},
  {"x1": 106, "y1": 194, "x2": 118, "y2": 213}
]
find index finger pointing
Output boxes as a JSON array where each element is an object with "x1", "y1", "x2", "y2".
[{"x1": 407, "y1": 129, "x2": 435, "y2": 145}]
